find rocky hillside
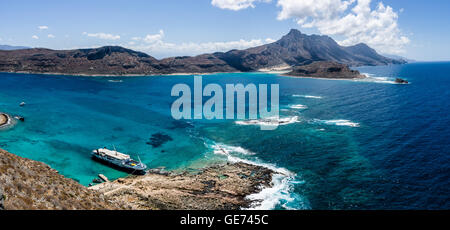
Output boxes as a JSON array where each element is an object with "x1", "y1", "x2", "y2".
[
  {"x1": 0, "y1": 149, "x2": 126, "y2": 210},
  {"x1": 212, "y1": 29, "x2": 403, "y2": 71},
  {"x1": 0, "y1": 148, "x2": 274, "y2": 210},
  {"x1": 0, "y1": 29, "x2": 404, "y2": 76}
]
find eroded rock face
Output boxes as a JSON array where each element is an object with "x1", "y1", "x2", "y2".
[
  {"x1": 90, "y1": 163, "x2": 274, "y2": 210},
  {"x1": 285, "y1": 61, "x2": 365, "y2": 79}
]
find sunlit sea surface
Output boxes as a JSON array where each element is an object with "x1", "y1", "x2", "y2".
[{"x1": 0, "y1": 62, "x2": 449, "y2": 209}]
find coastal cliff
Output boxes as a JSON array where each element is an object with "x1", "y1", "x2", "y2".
[
  {"x1": 0, "y1": 148, "x2": 274, "y2": 210},
  {"x1": 0, "y1": 29, "x2": 404, "y2": 76},
  {"x1": 0, "y1": 149, "x2": 125, "y2": 210}
]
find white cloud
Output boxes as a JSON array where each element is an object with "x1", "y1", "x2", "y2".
[
  {"x1": 38, "y1": 25, "x2": 49, "y2": 30},
  {"x1": 131, "y1": 30, "x2": 165, "y2": 43},
  {"x1": 144, "y1": 30, "x2": 164, "y2": 43},
  {"x1": 32, "y1": 35, "x2": 39, "y2": 39},
  {"x1": 47, "y1": 34, "x2": 55, "y2": 38},
  {"x1": 125, "y1": 31, "x2": 273, "y2": 58},
  {"x1": 276, "y1": 0, "x2": 409, "y2": 54},
  {"x1": 211, "y1": 0, "x2": 270, "y2": 11},
  {"x1": 82, "y1": 32, "x2": 120, "y2": 40},
  {"x1": 265, "y1": 38, "x2": 276, "y2": 43}
]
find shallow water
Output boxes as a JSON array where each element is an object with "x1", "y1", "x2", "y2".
[{"x1": 0, "y1": 62, "x2": 449, "y2": 209}]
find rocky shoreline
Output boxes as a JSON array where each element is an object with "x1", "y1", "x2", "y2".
[
  {"x1": 0, "y1": 113, "x2": 11, "y2": 128},
  {"x1": 89, "y1": 162, "x2": 274, "y2": 210},
  {"x1": 0, "y1": 148, "x2": 274, "y2": 210}
]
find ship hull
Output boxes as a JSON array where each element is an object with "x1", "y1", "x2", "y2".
[{"x1": 91, "y1": 154, "x2": 147, "y2": 175}]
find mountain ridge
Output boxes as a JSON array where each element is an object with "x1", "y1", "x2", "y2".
[
  {"x1": 0, "y1": 45, "x2": 31, "y2": 51},
  {"x1": 0, "y1": 29, "x2": 405, "y2": 76}
]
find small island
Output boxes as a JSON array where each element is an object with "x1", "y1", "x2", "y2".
[{"x1": 284, "y1": 61, "x2": 366, "y2": 79}]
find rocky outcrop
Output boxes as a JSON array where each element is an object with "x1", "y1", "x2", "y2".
[
  {"x1": 0, "y1": 113, "x2": 9, "y2": 127},
  {"x1": 0, "y1": 29, "x2": 404, "y2": 76},
  {"x1": 90, "y1": 163, "x2": 274, "y2": 210},
  {"x1": 395, "y1": 78, "x2": 409, "y2": 84},
  {"x1": 284, "y1": 61, "x2": 365, "y2": 79},
  {"x1": 0, "y1": 149, "x2": 126, "y2": 210},
  {"x1": 0, "y1": 148, "x2": 274, "y2": 210}
]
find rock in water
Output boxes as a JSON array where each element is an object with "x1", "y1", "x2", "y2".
[
  {"x1": 395, "y1": 78, "x2": 409, "y2": 84},
  {"x1": 14, "y1": 116, "x2": 25, "y2": 122},
  {"x1": 147, "y1": 132, "x2": 173, "y2": 148}
]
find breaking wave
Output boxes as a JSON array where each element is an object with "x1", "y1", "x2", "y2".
[
  {"x1": 0, "y1": 113, "x2": 16, "y2": 130},
  {"x1": 211, "y1": 143, "x2": 309, "y2": 210},
  {"x1": 357, "y1": 73, "x2": 398, "y2": 84},
  {"x1": 293, "y1": 95, "x2": 323, "y2": 99},
  {"x1": 235, "y1": 116, "x2": 299, "y2": 127},
  {"x1": 314, "y1": 119, "x2": 360, "y2": 127},
  {"x1": 289, "y1": 104, "x2": 308, "y2": 109}
]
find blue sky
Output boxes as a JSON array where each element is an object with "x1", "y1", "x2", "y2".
[{"x1": 0, "y1": 0, "x2": 449, "y2": 61}]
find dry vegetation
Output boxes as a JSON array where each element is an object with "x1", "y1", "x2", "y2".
[{"x1": 0, "y1": 149, "x2": 127, "y2": 210}]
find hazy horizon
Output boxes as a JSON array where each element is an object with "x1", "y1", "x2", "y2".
[{"x1": 1, "y1": 0, "x2": 450, "y2": 61}]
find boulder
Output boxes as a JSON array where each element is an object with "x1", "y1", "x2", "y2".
[{"x1": 395, "y1": 78, "x2": 409, "y2": 84}]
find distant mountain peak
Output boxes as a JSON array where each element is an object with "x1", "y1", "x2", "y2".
[
  {"x1": 0, "y1": 29, "x2": 405, "y2": 76},
  {"x1": 287, "y1": 29, "x2": 302, "y2": 36},
  {"x1": 0, "y1": 45, "x2": 31, "y2": 51}
]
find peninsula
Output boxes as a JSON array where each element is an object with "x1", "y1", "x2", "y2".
[
  {"x1": 0, "y1": 29, "x2": 405, "y2": 76},
  {"x1": 0, "y1": 148, "x2": 273, "y2": 210}
]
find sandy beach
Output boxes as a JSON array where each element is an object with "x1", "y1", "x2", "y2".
[{"x1": 0, "y1": 113, "x2": 10, "y2": 127}]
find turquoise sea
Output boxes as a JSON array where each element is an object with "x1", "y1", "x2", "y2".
[{"x1": 0, "y1": 62, "x2": 449, "y2": 210}]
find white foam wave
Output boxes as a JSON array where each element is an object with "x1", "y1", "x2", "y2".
[
  {"x1": 316, "y1": 119, "x2": 360, "y2": 127},
  {"x1": 289, "y1": 104, "x2": 308, "y2": 110},
  {"x1": 108, "y1": 79, "x2": 123, "y2": 83},
  {"x1": 235, "y1": 116, "x2": 299, "y2": 127},
  {"x1": 293, "y1": 95, "x2": 323, "y2": 99},
  {"x1": 0, "y1": 113, "x2": 15, "y2": 130},
  {"x1": 357, "y1": 74, "x2": 397, "y2": 84},
  {"x1": 213, "y1": 144, "x2": 256, "y2": 156},
  {"x1": 211, "y1": 143, "x2": 308, "y2": 210}
]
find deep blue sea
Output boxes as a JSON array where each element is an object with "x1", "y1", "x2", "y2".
[{"x1": 0, "y1": 62, "x2": 449, "y2": 210}]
